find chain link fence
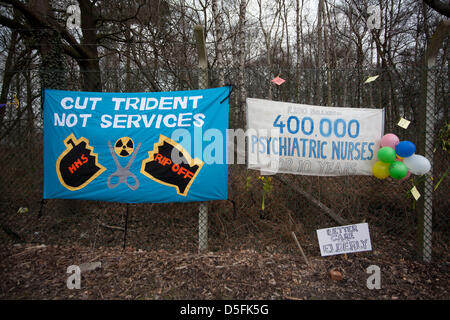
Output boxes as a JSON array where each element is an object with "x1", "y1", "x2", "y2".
[{"x1": 0, "y1": 66, "x2": 448, "y2": 264}]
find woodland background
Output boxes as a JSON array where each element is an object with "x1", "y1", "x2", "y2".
[{"x1": 0, "y1": 0, "x2": 448, "y2": 300}]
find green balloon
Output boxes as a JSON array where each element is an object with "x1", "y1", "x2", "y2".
[
  {"x1": 377, "y1": 147, "x2": 396, "y2": 163},
  {"x1": 389, "y1": 161, "x2": 408, "y2": 180}
]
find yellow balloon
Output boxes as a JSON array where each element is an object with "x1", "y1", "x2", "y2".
[{"x1": 372, "y1": 161, "x2": 390, "y2": 179}]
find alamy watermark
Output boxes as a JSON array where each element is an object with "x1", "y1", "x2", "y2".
[
  {"x1": 167, "y1": 127, "x2": 281, "y2": 175},
  {"x1": 67, "y1": 263, "x2": 382, "y2": 290},
  {"x1": 367, "y1": 6, "x2": 381, "y2": 30},
  {"x1": 366, "y1": 265, "x2": 381, "y2": 290},
  {"x1": 66, "y1": 3, "x2": 81, "y2": 30},
  {"x1": 67, "y1": 262, "x2": 101, "y2": 289},
  {"x1": 66, "y1": 265, "x2": 81, "y2": 289}
]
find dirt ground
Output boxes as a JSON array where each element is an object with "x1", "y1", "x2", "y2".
[
  {"x1": 0, "y1": 242, "x2": 448, "y2": 300},
  {"x1": 0, "y1": 165, "x2": 448, "y2": 301}
]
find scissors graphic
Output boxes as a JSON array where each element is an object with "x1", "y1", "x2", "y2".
[{"x1": 107, "y1": 140, "x2": 141, "y2": 190}]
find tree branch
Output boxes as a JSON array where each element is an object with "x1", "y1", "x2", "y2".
[
  {"x1": 1, "y1": 0, "x2": 91, "y2": 59},
  {"x1": 423, "y1": 0, "x2": 450, "y2": 17},
  {"x1": 273, "y1": 175, "x2": 349, "y2": 225},
  {"x1": 0, "y1": 14, "x2": 31, "y2": 35}
]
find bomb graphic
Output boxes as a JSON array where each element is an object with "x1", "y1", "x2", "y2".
[
  {"x1": 56, "y1": 133, "x2": 106, "y2": 191},
  {"x1": 141, "y1": 135, "x2": 204, "y2": 196}
]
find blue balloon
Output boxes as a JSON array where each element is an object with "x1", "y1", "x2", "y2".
[{"x1": 395, "y1": 141, "x2": 416, "y2": 158}]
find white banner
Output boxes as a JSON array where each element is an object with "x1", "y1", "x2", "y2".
[
  {"x1": 316, "y1": 223, "x2": 372, "y2": 256},
  {"x1": 246, "y1": 98, "x2": 384, "y2": 176}
]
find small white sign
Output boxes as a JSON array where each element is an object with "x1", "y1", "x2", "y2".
[{"x1": 316, "y1": 223, "x2": 372, "y2": 256}]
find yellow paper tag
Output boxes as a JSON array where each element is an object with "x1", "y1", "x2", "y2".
[
  {"x1": 410, "y1": 186, "x2": 421, "y2": 200},
  {"x1": 397, "y1": 117, "x2": 410, "y2": 129},
  {"x1": 17, "y1": 207, "x2": 28, "y2": 214},
  {"x1": 364, "y1": 75, "x2": 379, "y2": 83}
]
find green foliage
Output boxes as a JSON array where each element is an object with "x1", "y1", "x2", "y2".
[
  {"x1": 258, "y1": 176, "x2": 273, "y2": 213},
  {"x1": 259, "y1": 176, "x2": 273, "y2": 195},
  {"x1": 245, "y1": 173, "x2": 273, "y2": 217},
  {"x1": 436, "y1": 122, "x2": 450, "y2": 153}
]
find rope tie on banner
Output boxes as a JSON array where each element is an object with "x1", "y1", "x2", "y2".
[{"x1": 220, "y1": 85, "x2": 233, "y2": 104}]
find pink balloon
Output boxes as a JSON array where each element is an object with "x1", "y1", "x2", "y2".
[
  {"x1": 399, "y1": 170, "x2": 411, "y2": 182},
  {"x1": 380, "y1": 133, "x2": 400, "y2": 149}
]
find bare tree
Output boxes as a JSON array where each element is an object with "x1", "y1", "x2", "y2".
[
  {"x1": 257, "y1": 0, "x2": 282, "y2": 100},
  {"x1": 237, "y1": 0, "x2": 248, "y2": 126},
  {"x1": 423, "y1": 0, "x2": 450, "y2": 17},
  {"x1": 212, "y1": 0, "x2": 225, "y2": 86},
  {"x1": 295, "y1": 0, "x2": 304, "y2": 102}
]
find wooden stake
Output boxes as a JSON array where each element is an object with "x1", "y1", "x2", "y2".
[{"x1": 291, "y1": 231, "x2": 310, "y2": 266}]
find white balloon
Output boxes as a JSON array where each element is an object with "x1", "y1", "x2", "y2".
[{"x1": 403, "y1": 154, "x2": 431, "y2": 175}]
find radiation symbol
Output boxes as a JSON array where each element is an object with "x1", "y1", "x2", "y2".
[{"x1": 114, "y1": 137, "x2": 134, "y2": 157}]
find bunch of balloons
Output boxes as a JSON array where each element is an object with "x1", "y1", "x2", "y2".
[{"x1": 372, "y1": 133, "x2": 431, "y2": 180}]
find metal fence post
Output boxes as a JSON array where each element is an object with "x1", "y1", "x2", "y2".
[
  {"x1": 422, "y1": 68, "x2": 435, "y2": 263},
  {"x1": 194, "y1": 25, "x2": 209, "y2": 253},
  {"x1": 418, "y1": 21, "x2": 449, "y2": 262}
]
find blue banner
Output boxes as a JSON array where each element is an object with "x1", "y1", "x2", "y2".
[{"x1": 43, "y1": 86, "x2": 230, "y2": 203}]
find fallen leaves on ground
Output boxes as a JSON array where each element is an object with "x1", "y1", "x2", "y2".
[{"x1": 0, "y1": 243, "x2": 448, "y2": 300}]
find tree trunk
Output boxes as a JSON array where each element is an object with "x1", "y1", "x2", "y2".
[
  {"x1": 0, "y1": 30, "x2": 18, "y2": 128},
  {"x1": 28, "y1": 0, "x2": 66, "y2": 90},
  {"x1": 78, "y1": 0, "x2": 102, "y2": 91},
  {"x1": 237, "y1": 0, "x2": 247, "y2": 127},
  {"x1": 321, "y1": 0, "x2": 332, "y2": 106},
  {"x1": 316, "y1": 0, "x2": 324, "y2": 105},
  {"x1": 295, "y1": 0, "x2": 304, "y2": 103},
  {"x1": 212, "y1": 0, "x2": 225, "y2": 86},
  {"x1": 125, "y1": 21, "x2": 132, "y2": 92}
]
